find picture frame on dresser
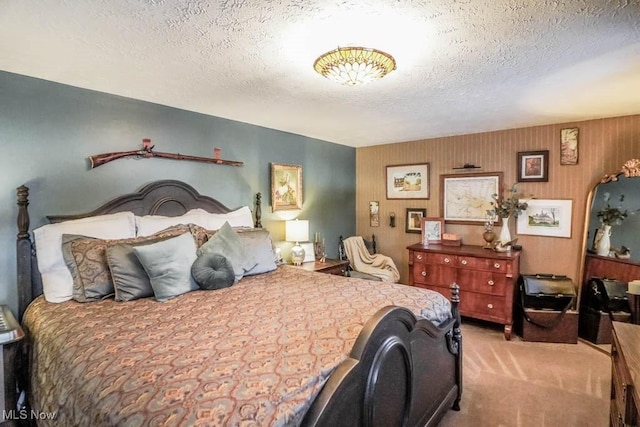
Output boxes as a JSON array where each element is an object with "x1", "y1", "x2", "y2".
[
  {"x1": 516, "y1": 199, "x2": 573, "y2": 238},
  {"x1": 421, "y1": 217, "x2": 445, "y2": 244},
  {"x1": 386, "y1": 163, "x2": 430, "y2": 199},
  {"x1": 441, "y1": 172, "x2": 503, "y2": 225}
]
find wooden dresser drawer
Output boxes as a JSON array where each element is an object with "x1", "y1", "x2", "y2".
[
  {"x1": 412, "y1": 263, "x2": 456, "y2": 287},
  {"x1": 455, "y1": 255, "x2": 507, "y2": 273},
  {"x1": 457, "y1": 269, "x2": 507, "y2": 296},
  {"x1": 460, "y1": 292, "x2": 506, "y2": 323},
  {"x1": 612, "y1": 339, "x2": 638, "y2": 425},
  {"x1": 413, "y1": 251, "x2": 456, "y2": 266}
]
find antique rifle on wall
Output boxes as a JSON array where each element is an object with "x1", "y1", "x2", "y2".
[{"x1": 89, "y1": 139, "x2": 243, "y2": 169}]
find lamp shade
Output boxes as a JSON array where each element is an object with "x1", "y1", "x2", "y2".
[{"x1": 285, "y1": 219, "x2": 309, "y2": 243}]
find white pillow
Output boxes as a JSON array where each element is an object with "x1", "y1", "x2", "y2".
[
  {"x1": 33, "y1": 211, "x2": 136, "y2": 303},
  {"x1": 135, "y1": 209, "x2": 207, "y2": 237},
  {"x1": 135, "y1": 207, "x2": 254, "y2": 236},
  {"x1": 200, "y1": 206, "x2": 254, "y2": 230}
]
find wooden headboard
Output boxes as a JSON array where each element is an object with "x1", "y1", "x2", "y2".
[{"x1": 16, "y1": 180, "x2": 262, "y2": 318}]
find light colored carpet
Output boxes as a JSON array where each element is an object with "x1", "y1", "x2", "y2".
[{"x1": 439, "y1": 320, "x2": 611, "y2": 427}]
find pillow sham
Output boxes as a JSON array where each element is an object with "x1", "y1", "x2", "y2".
[
  {"x1": 135, "y1": 207, "x2": 254, "y2": 237},
  {"x1": 197, "y1": 222, "x2": 257, "y2": 282},
  {"x1": 33, "y1": 211, "x2": 136, "y2": 303},
  {"x1": 135, "y1": 209, "x2": 207, "y2": 237},
  {"x1": 237, "y1": 229, "x2": 278, "y2": 276},
  {"x1": 133, "y1": 232, "x2": 199, "y2": 302},
  {"x1": 191, "y1": 252, "x2": 235, "y2": 290},
  {"x1": 105, "y1": 243, "x2": 155, "y2": 301},
  {"x1": 61, "y1": 224, "x2": 193, "y2": 302}
]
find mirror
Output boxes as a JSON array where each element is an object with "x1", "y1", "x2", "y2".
[
  {"x1": 578, "y1": 159, "x2": 640, "y2": 351},
  {"x1": 585, "y1": 167, "x2": 640, "y2": 262}
]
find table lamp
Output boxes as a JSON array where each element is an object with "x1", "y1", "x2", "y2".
[{"x1": 286, "y1": 219, "x2": 309, "y2": 265}]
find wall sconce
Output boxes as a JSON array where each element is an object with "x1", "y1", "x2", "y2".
[
  {"x1": 285, "y1": 219, "x2": 309, "y2": 265},
  {"x1": 389, "y1": 212, "x2": 396, "y2": 228}
]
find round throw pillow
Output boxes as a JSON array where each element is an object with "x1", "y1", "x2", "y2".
[{"x1": 191, "y1": 252, "x2": 235, "y2": 290}]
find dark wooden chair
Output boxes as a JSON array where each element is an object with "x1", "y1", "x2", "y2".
[{"x1": 339, "y1": 235, "x2": 382, "y2": 281}]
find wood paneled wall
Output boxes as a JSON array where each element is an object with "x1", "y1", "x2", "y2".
[{"x1": 356, "y1": 115, "x2": 640, "y2": 285}]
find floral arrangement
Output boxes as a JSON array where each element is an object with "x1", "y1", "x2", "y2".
[
  {"x1": 486, "y1": 183, "x2": 529, "y2": 219},
  {"x1": 597, "y1": 192, "x2": 629, "y2": 226}
]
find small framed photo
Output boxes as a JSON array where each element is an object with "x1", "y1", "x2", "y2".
[
  {"x1": 516, "y1": 199, "x2": 573, "y2": 238},
  {"x1": 517, "y1": 150, "x2": 549, "y2": 182},
  {"x1": 369, "y1": 201, "x2": 380, "y2": 227},
  {"x1": 300, "y1": 243, "x2": 315, "y2": 263},
  {"x1": 406, "y1": 208, "x2": 426, "y2": 233},
  {"x1": 560, "y1": 128, "x2": 579, "y2": 165},
  {"x1": 271, "y1": 163, "x2": 303, "y2": 212},
  {"x1": 386, "y1": 163, "x2": 430, "y2": 199},
  {"x1": 421, "y1": 217, "x2": 445, "y2": 244}
]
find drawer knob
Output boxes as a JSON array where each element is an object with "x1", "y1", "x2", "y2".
[
  {"x1": 421, "y1": 271, "x2": 427, "y2": 277},
  {"x1": 487, "y1": 280, "x2": 495, "y2": 286},
  {"x1": 444, "y1": 257, "x2": 451, "y2": 263},
  {"x1": 494, "y1": 263, "x2": 501, "y2": 269},
  {"x1": 487, "y1": 304, "x2": 494, "y2": 309},
  {"x1": 417, "y1": 254, "x2": 423, "y2": 260},
  {"x1": 461, "y1": 259, "x2": 468, "y2": 265}
]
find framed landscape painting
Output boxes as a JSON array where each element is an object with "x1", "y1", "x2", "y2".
[
  {"x1": 386, "y1": 163, "x2": 430, "y2": 199},
  {"x1": 516, "y1": 199, "x2": 573, "y2": 238}
]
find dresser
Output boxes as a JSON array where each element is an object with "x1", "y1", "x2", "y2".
[
  {"x1": 611, "y1": 322, "x2": 640, "y2": 426},
  {"x1": 408, "y1": 243, "x2": 521, "y2": 340}
]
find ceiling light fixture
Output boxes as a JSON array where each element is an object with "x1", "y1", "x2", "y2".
[{"x1": 313, "y1": 46, "x2": 396, "y2": 86}]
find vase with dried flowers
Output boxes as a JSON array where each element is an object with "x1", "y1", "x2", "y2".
[
  {"x1": 486, "y1": 184, "x2": 530, "y2": 247},
  {"x1": 595, "y1": 192, "x2": 633, "y2": 256}
]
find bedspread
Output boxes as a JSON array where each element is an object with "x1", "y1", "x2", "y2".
[{"x1": 22, "y1": 266, "x2": 452, "y2": 427}]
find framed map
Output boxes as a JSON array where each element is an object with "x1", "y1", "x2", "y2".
[{"x1": 440, "y1": 172, "x2": 503, "y2": 225}]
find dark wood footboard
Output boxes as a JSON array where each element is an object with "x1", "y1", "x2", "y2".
[{"x1": 303, "y1": 285, "x2": 462, "y2": 427}]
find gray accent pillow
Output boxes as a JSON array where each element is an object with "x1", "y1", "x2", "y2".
[
  {"x1": 133, "y1": 232, "x2": 199, "y2": 302},
  {"x1": 105, "y1": 243, "x2": 154, "y2": 301},
  {"x1": 197, "y1": 222, "x2": 257, "y2": 282},
  {"x1": 238, "y1": 229, "x2": 277, "y2": 276},
  {"x1": 191, "y1": 252, "x2": 235, "y2": 290}
]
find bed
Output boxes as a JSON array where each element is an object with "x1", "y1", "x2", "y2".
[{"x1": 15, "y1": 180, "x2": 462, "y2": 426}]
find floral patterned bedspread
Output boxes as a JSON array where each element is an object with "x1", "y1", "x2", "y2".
[{"x1": 22, "y1": 266, "x2": 452, "y2": 427}]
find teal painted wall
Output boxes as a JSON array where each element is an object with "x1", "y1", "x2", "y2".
[{"x1": 0, "y1": 71, "x2": 356, "y2": 315}]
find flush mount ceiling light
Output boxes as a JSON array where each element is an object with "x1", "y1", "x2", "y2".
[{"x1": 313, "y1": 46, "x2": 397, "y2": 86}]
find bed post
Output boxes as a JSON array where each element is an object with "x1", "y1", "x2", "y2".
[
  {"x1": 450, "y1": 283, "x2": 462, "y2": 411},
  {"x1": 17, "y1": 185, "x2": 32, "y2": 321},
  {"x1": 255, "y1": 192, "x2": 262, "y2": 228}
]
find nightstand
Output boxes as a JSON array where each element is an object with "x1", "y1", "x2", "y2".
[
  {"x1": 0, "y1": 305, "x2": 24, "y2": 426},
  {"x1": 295, "y1": 259, "x2": 349, "y2": 276}
]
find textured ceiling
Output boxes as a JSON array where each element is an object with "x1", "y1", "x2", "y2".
[{"x1": 1, "y1": 0, "x2": 639, "y2": 147}]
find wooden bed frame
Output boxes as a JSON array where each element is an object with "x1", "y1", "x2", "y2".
[{"x1": 16, "y1": 179, "x2": 462, "y2": 427}]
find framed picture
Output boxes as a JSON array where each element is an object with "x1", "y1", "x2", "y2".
[
  {"x1": 517, "y1": 150, "x2": 549, "y2": 182},
  {"x1": 406, "y1": 208, "x2": 426, "y2": 233},
  {"x1": 421, "y1": 217, "x2": 445, "y2": 244},
  {"x1": 441, "y1": 172, "x2": 503, "y2": 225},
  {"x1": 386, "y1": 163, "x2": 430, "y2": 199},
  {"x1": 300, "y1": 242, "x2": 316, "y2": 263},
  {"x1": 271, "y1": 163, "x2": 303, "y2": 212},
  {"x1": 516, "y1": 199, "x2": 573, "y2": 238},
  {"x1": 560, "y1": 128, "x2": 579, "y2": 165},
  {"x1": 369, "y1": 201, "x2": 380, "y2": 227}
]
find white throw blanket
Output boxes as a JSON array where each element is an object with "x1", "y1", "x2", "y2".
[{"x1": 343, "y1": 236, "x2": 400, "y2": 282}]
